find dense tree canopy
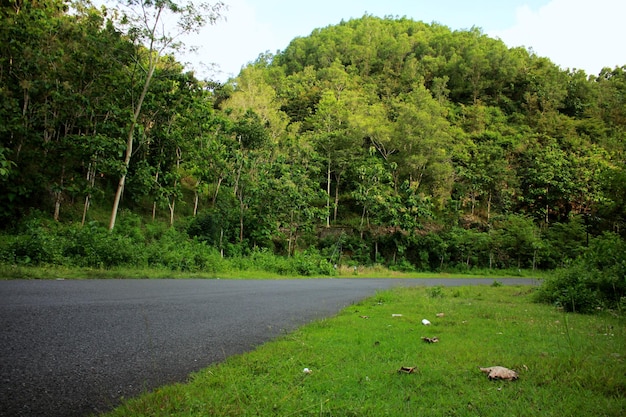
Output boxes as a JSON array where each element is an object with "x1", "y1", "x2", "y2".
[{"x1": 1, "y1": 4, "x2": 625, "y2": 273}]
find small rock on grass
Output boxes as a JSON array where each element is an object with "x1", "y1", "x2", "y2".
[{"x1": 479, "y1": 366, "x2": 518, "y2": 380}]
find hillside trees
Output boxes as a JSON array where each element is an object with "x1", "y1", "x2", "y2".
[
  {"x1": 306, "y1": 88, "x2": 359, "y2": 227},
  {"x1": 1, "y1": 11, "x2": 624, "y2": 273},
  {"x1": 107, "y1": 0, "x2": 225, "y2": 230},
  {"x1": 388, "y1": 84, "x2": 455, "y2": 206},
  {"x1": 0, "y1": 0, "x2": 134, "y2": 222}
]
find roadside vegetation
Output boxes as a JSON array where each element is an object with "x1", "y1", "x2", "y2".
[
  {"x1": 1, "y1": 1, "x2": 625, "y2": 310},
  {"x1": 0, "y1": 209, "x2": 550, "y2": 278},
  {"x1": 101, "y1": 285, "x2": 625, "y2": 416},
  {"x1": 1, "y1": 209, "x2": 624, "y2": 313}
]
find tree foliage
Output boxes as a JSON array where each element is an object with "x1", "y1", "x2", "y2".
[{"x1": 1, "y1": 9, "x2": 625, "y2": 294}]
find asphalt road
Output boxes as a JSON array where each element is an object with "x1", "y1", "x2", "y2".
[{"x1": 0, "y1": 278, "x2": 538, "y2": 416}]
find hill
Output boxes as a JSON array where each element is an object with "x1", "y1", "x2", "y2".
[{"x1": 0, "y1": 4, "x2": 624, "y2": 277}]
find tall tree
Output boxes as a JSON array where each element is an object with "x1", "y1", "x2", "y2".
[
  {"x1": 389, "y1": 84, "x2": 455, "y2": 204},
  {"x1": 108, "y1": 0, "x2": 225, "y2": 230},
  {"x1": 221, "y1": 65, "x2": 289, "y2": 143},
  {"x1": 230, "y1": 110, "x2": 270, "y2": 242},
  {"x1": 306, "y1": 89, "x2": 360, "y2": 227}
]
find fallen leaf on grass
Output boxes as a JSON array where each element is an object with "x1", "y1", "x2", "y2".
[
  {"x1": 421, "y1": 336, "x2": 439, "y2": 343},
  {"x1": 398, "y1": 366, "x2": 417, "y2": 374},
  {"x1": 479, "y1": 366, "x2": 518, "y2": 380}
]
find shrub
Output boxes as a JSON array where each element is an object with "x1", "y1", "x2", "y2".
[
  {"x1": 534, "y1": 232, "x2": 625, "y2": 313},
  {"x1": 230, "y1": 248, "x2": 335, "y2": 276},
  {"x1": 427, "y1": 286, "x2": 445, "y2": 298},
  {"x1": 292, "y1": 249, "x2": 336, "y2": 276},
  {"x1": 250, "y1": 248, "x2": 292, "y2": 274},
  {"x1": 8, "y1": 219, "x2": 66, "y2": 265},
  {"x1": 0, "y1": 234, "x2": 15, "y2": 263},
  {"x1": 388, "y1": 257, "x2": 416, "y2": 272},
  {"x1": 187, "y1": 208, "x2": 238, "y2": 252},
  {"x1": 114, "y1": 210, "x2": 146, "y2": 244},
  {"x1": 144, "y1": 227, "x2": 224, "y2": 272},
  {"x1": 583, "y1": 232, "x2": 626, "y2": 307},
  {"x1": 540, "y1": 218, "x2": 587, "y2": 269},
  {"x1": 63, "y1": 223, "x2": 145, "y2": 268},
  {"x1": 534, "y1": 264, "x2": 601, "y2": 313},
  {"x1": 414, "y1": 232, "x2": 448, "y2": 271},
  {"x1": 491, "y1": 214, "x2": 540, "y2": 269}
]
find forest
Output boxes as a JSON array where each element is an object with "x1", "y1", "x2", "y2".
[{"x1": 1, "y1": 1, "x2": 624, "y2": 311}]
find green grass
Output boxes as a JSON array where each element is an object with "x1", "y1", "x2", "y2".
[
  {"x1": 0, "y1": 263, "x2": 548, "y2": 280},
  {"x1": 101, "y1": 286, "x2": 625, "y2": 416}
]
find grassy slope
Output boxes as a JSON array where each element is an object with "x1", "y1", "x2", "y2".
[
  {"x1": 102, "y1": 285, "x2": 625, "y2": 417},
  {"x1": 0, "y1": 263, "x2": 548, "y2": 280}
]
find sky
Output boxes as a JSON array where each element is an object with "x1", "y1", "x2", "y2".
[{"x1": 179, "y1": 0, "x2": 626, "y2": 82}]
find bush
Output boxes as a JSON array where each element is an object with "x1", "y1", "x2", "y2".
[
  {"x1": 114, "y1": 210, "x2": 145, "y2": 244},
  {"x1": 7, "y1": 219, "x2": 66, "y2": 265},
  {"x1": 388, "y1": 258, "x2": 416, "y2": 272},
  {"x1": 62, "y1": 223, "x2": 145, "y2": 268},
  {"x1": 292, "y1": 249, "x2": 336, "y2": 276},
  {"x1": 540, "y1": 218, "x2": 587, "y2": 269},
  {"x1": 145, "y1": 227, "x2": 224, "y2": 272},
  {"x1": 534, "y1": 264, "x2": 601, "y2": 313},
  {"x1": 534, "y1": 232, "x2": 626, "y2": 313},
  {"x1": 583, "y1": 232, "x2": 626, "y2": 307},
  {"x1": 230, "y1": 248, "x2": 335, "y2": 276},
  {"x1": 414, "y1": 232, "x2": 448, "y2": 271},
  {"x1": 491, "y1": 214, "x2": 540, "y2": 269}
]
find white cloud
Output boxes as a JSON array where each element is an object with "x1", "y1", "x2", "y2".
[{"x1": 490, "y1": 0, "x2": 626, "y2": 75}]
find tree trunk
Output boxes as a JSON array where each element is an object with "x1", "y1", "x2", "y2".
[
  {"x1": 53, "y1": 165, "x2": 65, "y2": 222},
  {"x1": 167, "y1": 147, "x2": 181, "y2": 227},
  {"x1": 152, "y1": 169, "x2": 160, "y2": 220},
  {"x1": 109, "y1": 54, "x2": 158, "y2": 231},
  {"x1": 81, "y1": 161, "x2": 96, "y2": 226},
  {"x1": 326, "y1": 156, "x2": 331, "y2": 227},
  {"x1": 333, "y1": 172, "x2": 341, "y2": 222},
  {"x1": 238, "y1": 188, "x2": 245, "y2": 243},
  {"x1": 82, "y1": 195, "x2": 90, "y2": 226},
  {"x1": 168, "y1": 199, "x2": 175, "y2": 226},
  {"x1": 53, "y1": 193, "x2": 62, "y2": 221},
  {"x1": 470, "y1": 191, "x2": 475, "y2": 215},
  {"x1": 487, "y1": 191, "x2": 492, "y2": 224},
  {"x1": 218, "y1": 228, "x2": 223, "y2": 257},
  {"x1": 545, "y1": 186, "x2": 550, "y2": 224},
  {"x1": 360, "y1": 205, "x2": 367, "y2": 239},
  {"x1": 212, "y1": 176, "x2": 223, "y2": 205},
  {"x1": 374, "y1": 240, "x2": 378, "y2": 262}
]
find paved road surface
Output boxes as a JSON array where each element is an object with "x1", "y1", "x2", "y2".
[{"x1": 0, "y1": 278, "x2": 538, "y2": 416}]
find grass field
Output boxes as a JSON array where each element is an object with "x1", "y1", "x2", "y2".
[
  {"x1": 102, "y1": 285, "x2": 625, "y2": 416},
  {"x1": 0, "y1": 263, "x2": 546, "y2": 280}
]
